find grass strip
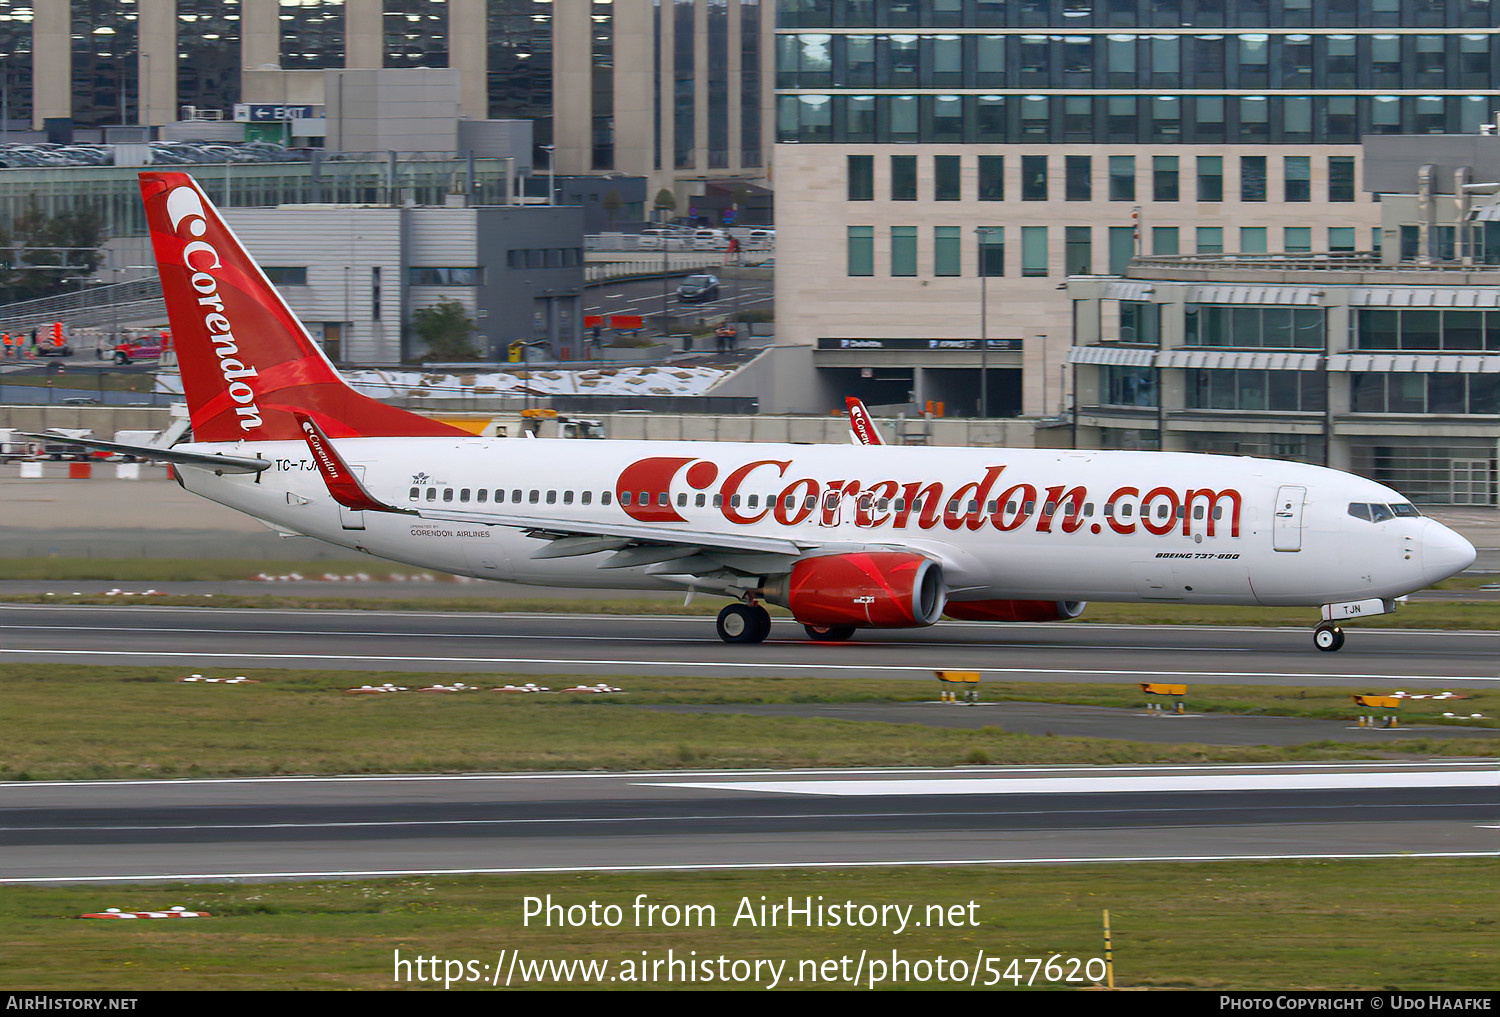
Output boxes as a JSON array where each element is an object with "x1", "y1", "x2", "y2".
[
  {"x1": 2, "y1": 665, "x2": 1493, "y2": 782},
  {"x1": 2, "y1": 860, "x2": 1494, "y2": 990}
]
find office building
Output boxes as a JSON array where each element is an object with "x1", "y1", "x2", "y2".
[
  {"x1": 1067, "y1": 134, "x2": 1500, "y2": 506},
  {"x1": 772, "y1": 0, "x2": 1500, "y2": 417},
  {"x1": 0, "y1": 1, "x2": 773, "y2": 198}
]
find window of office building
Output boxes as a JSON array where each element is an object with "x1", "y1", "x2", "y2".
[
  {"x1": 891, "y1": 155, "x2": 916, "y2": 200},
  {"x1": 847, "y1": 226, "x2": 873, "y2": 277},
  {"x1": 674, "y1": 0, "x2": 696, "y2": 165},
  {"x1": 978, "y1": 227, "x2": 1004, "y2": 277},
  {"x1": 385, "y1": 0, "x2": 447, "y2": 69},
  {"x1": 1107, "y1": 96, "x2": 1139, "y2": 142},
  {"x1": 847, "y1": 155, "x2": 872, "y2": 201},
  {"x1": 1108, "y1": 156, "x2": 1135, "y2": 201},
  {"x1": 1063, "y1": 96, "x2": 1093, "y2": 141},
  {"x1": 979, "y1": 156, "x2": 1003, "y2": 200},
  {"x1": 281, "y1": 0, "x2": 345, "y2": 69},
  {"x1": 1021, "y1": 156, "x2": 1048, "y2": 201},
  {"x1": 1329, "y1": 157, "x2": 1355, "y2": 203},
  {"x1": 891, "y1": 227, "x2": 917, "y2": 277},
  {"x1": 1351, "y1": 374, "x2": 1498, "y2": 416},
  {"x1": 1153, "y1": 227, "x2": 1179, "y2": 256},
  {"x1": 1153, "y1": 157, "x2": 1179, "y2": 202},
  {"x1": 1066, "y1": 156, "x2": 1091, "y2": 201},
  {"x1": 1197, "y1": 227, "x2": 1224, "y2": 255},
  {"x1": 741, "y1": 0, "x2": 762, "y2": 166},
  {"x1": 1065, "y1": 227, "x2": 1092, "y2": 275},
  {"x1": 1151, "y1": 96, "x2": 1180, "y2": 142},
  {"x1": 1021, "y1": 227, "x2": 1048, "y2": 277},
  {"x1": 934, "y1": 156, "x2": 960, "y2": 201},
  {"x1": 1329, "y1": 227, "x2": 1356, "y2": 254},
  {"x1": 1021, "y1": 95, "x2": 1049, "y2": 137},
  {"x1": 0, "y1": 3, "x2": 31, "y2": 123},
  {"x1": 1240, "y1": 227, "x2": 1268, "y2": 254},
  {"x1": 1196, "y1": 95, "x2": 1225, "y2": 142},
  {"x1": 1119, "y1": 301, "x2": 1158, "y2": 344},
  {"x1": 1239, "y1": 96, "x2": 1269, "y2": 142},
  {"x1": 487, "y1": 0, "x2": 552, "y2": 133},
  {"x1": 1109, "y1": 227, "x2": 1135, "y2": 275},
  {"x1": 178, "y1": 1, "x2": 242, "y2": 116},
  {"x1": 1356, "y1": 309, "x2": 1500, "y2": 352},
  {"x1": 1285, "y1": 227, "x2": 1312, "y2": 255},
  {"x1": 1187, "y1": 370, "x2": 1325, "y2": 412},
  {"x1": 1283, "y1": 95, "x2": 1312, "y2": 143},
  {"x1": 935, "y1": 226, "x2": 961, "y2": 277},
  {"x1": 1102, "y1": 366, "x2": 1157, "y2": 407},
  {"x1": 1197, "y1": 157, "x2": 1223, "y2": 202},
  {"x1": 72, "y1": 0, "x2": 138, "y2": 127},
  {"x1": 1241, "y1": 157, "x2": 1266, "y2": 202},
  {"x1": 1186, "y1": 305, "x2": 1324, "y2": 349},
  {"x1": 1284, "y1": 157, "x2": 1311, "y2": 202}
]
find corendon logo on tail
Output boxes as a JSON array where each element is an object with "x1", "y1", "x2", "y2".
[
  {"x1": 614, "y1": 457, "x2": 1243, "y2": 539},
  {"x1": 165, "y1": 185, "x2": 263, "y2": 432}
]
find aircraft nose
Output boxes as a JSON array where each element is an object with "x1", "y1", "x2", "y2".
[{"x1": 1420, "y1": 520, "x2": 1477, "y2": 586}]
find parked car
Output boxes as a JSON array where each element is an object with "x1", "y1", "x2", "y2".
[
  {"x1": 676, "y1": 274, "x2": 721, "y2": 303},
  {"x1": 692, "y1": 228, "x2": 729, "y2": 251}
]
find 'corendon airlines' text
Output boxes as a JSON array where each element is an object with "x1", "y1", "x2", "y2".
[{"x1": 614, "y1": 458, "x2": 1242, "y2": 539}]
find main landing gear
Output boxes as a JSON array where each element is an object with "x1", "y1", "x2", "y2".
[
  {"x1": 717, "y1": 602, "x2": 772, "y2": 644},
  {"x1": 1313, "y1": 623, "x2": 1346, "y2": 653},
  {"x1": 803, "y1": 623, "x2": 857, "y2": 642}
]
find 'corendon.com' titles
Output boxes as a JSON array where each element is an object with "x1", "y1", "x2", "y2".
[{"x1": 614, "y1": 458, "x2": 1244, "y2": 539}]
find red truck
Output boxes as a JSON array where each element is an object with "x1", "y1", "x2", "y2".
[{"x1": 108, "y1": 332, "x2": 170, "y2": 365}]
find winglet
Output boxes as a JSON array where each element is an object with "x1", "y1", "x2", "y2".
[
  {"x1": 296, "y1": 413, "x2": 412, "y2": 514},
  {"x1": 845, "y1": 396, "x2": 886, "y2": 446}
]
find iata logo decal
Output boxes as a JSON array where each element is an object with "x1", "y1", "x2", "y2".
[
  {"x1": 613, "y1": 457, "x2": 1243, "y2": 539},
  {"x1": 166, "y1": 184, "x2": 263, "y2": 432}
]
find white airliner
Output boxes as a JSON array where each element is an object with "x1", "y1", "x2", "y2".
[{"x1": 36, "y1": 173, "x2": 1477, "y2": 651}]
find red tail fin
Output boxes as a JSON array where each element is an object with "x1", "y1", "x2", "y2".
[
  {"x1": 845, "y1": 396, "x2": 885, "y2": 446},
  {"x1": 140, "y1": 172, "x2": 467, "y2": 442}
]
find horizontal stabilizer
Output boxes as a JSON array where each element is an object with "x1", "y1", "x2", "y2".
[{"x1": 18, "y1": 432, "x2": 269, "y2": 474}]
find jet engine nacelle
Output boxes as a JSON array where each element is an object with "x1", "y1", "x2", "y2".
[
  {"x1": 763, "y1": 551, "x2": 946, "y2": 629},
  {"x1": 943, "y1": 599, "x2": 1087, "y2": 623}
]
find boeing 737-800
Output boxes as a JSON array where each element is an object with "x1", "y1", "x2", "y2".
[{"x1": 35, "y1": 173, "x2": 1477, "y2": 651}]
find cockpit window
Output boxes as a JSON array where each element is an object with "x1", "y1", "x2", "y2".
[
  {"x1": 1369, "y1": 503, "x2": 1394, "y2": 522},
  {"x1": 1390, "y1": 503, "x2": 1420, "y2": 517},
  {"x1": 1347, "y1": 503, "x2": 1371, "y2": 521}
]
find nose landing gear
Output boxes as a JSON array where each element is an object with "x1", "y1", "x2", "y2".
[{"x1": 1313, "y1": 623, "x2": 1345, "y2": 652}]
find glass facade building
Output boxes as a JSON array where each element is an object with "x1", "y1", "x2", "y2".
[{"x1": 776, "y1": 1, "x2": 1500, "y2": 144}]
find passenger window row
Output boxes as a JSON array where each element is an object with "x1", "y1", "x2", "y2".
[{"x1": 403, "y1": 486, "x2": 1224, "y2": 523}]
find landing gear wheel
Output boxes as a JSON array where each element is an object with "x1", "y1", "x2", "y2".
[
  {"x1": 803, "y1": 623, "x2": 856, "y2": 642},
  {"x1": 717, "y1": 603, "x2": 771, "y2": 644},
  {"x1": 1313, "y1": 624, "x2": 1345, "y2": 652}
]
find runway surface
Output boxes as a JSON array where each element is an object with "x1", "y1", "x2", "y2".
[
  {"x1": 3, "y1": 762, "x2": 1494, "y2": 884},
  {"x1": 2, "y1": 603, "x2": 1495, "y2": 688}
]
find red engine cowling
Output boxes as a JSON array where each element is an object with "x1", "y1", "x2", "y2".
[
  {"x1": 764, "y1": 552, "x2": 946, "y2": 629},
  {"x1": 943, "y1": 600, "x2": 1086, "y2": 623}
]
